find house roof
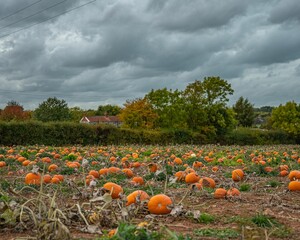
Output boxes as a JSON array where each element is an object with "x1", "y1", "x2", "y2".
[{"x1": 81, "y1": 116, "x2": 121, "y2": 123}]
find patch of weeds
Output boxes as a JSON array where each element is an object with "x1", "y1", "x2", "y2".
[
  {"x1": 239, "y1": 183, "x2": 251, "y2": 192},
  {"x1": 60, "y1": 166, "x2": 76, "y2": 175},
  {"x1": 38, "y1": 152, "x2": 53, "y2": 158},
  {"x1": 223, "y1": 172, "x2": 232, "y2": 178},
  {"x1": 197, "y1": 213, "x2": 215, "y2": 224},
  {"x1": 251, "y1": 213, "x2": 278, "y2": 228},
  {"x1": 225, "y1": 215, "x2": 252, "y2": 225},
  {"x1": 194, "y1": 228, "x2": 240, "y2": 239},
  {"x1": 0, "y1": 180, "x2": 10, "y2": 191},
  {"x1": 168, "y1": 182, "x2": 186, "y2": 189},
  {"x1": 272, "y1": 225, "x2": 292, "y2": 238},
  {"x1": 266, "y1": 180, "x2": 281, "y2": 188}
]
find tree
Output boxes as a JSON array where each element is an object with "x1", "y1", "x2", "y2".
[
  {"x1": 145, "y1": 88, "x2": 186, "y2": 129},
  {"x1": 0, "y1": 100, "x2": 30, "y2": 121},
  {"x1": 118, "y1": 98, "x2": 158, "y2": 129},
  {"x1": 270, "y1": 101, "x2": 300, "y2": 135},
  {"x1": 96, "y1": 104, "x2": 121, "y2": 116},
  {"x1": 233, "y1": 97, "x2": 255, "y2": 127},
  {"x1": 182, "y1": 76, "x2": 234, "y2": 133},
  {"x1": 34, "y1": 97, "x2": 71, "y2": 122}
]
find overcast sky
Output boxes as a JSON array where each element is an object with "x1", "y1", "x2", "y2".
[{"x1": 0, "y1": 0, "x2": 299, "y2": 110}]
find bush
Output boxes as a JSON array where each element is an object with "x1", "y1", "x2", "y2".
[
  {"x1": 0, "y1": 122, "x2": 295, "y2": 146},
  {"x1": 221, "y1": 127, "x2": 294, "y2": 145}
]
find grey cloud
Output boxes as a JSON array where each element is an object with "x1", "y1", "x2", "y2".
[
  {"x1": 0, "y1": 0, "x2": 300, "y2": 110},
  {"x1": 269, "y1": 0, "x2": 300, "y2": 23},
  {"x1": 153, "y1": 0, "x2": 248, "y2": 32}
]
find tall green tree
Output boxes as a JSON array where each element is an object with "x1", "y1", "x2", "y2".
[
  {"x1": 145, "y1": 88, "x2": 186, "y2": 129},
  {"x1": 233, "y1": 97, "x2": 255, "y2": 127},
  {"x1": 34, "y1": 97, "x2": 71, "y2": 122},
  {"x1": 183, "y1": 76, "x2": 234, "y2": 134},
  {"x1": 96, "y1": 104, "x2": 121, "y2": 116},
  {"x1": 118, "y1": 98, "x2": 158, "y2": 129},
  {"x1": 270, "y1": 101, "x2": 300, "y2": 135}
]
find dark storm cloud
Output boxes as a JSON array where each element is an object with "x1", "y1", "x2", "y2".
[
  {"x1": 269, "y1": 0, "x2": 300, "y2": 23},
  {"x1": 0, "y1": 0, "x2": 299, "y2": 109}
]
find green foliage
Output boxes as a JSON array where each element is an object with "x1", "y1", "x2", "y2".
[
  {"x1": 0, "y1": 122, "x2": 296, "y2": 146},
  {"x1": 239, "y1": 184, "x2": 251, "y2": 192},
  {"x1": 223, "y1": 127, "x2": 293, "y2": 145},
  {"x1": 233, "y1": 96, "x2": 255, "y2": 127},
  {"x1": 34, "y1": 97, "x2": 71, "y2": 122},
  {"x1": 194, "y1": 228, "x2": 240, "y2": 239},
  {"x1": 270, "y1": 101, "x2": 300, "y2": 136},
  {"x1": 197, "y1": 213, "x2": 215, "y2": 224},
  {"x1": 96, "y1": 104, "x2": 121, "y2": 116},
  {"x1": 146, "y1": 88, "x2": 186, "y2": 129},
  {"x1": 251, "y1": 213, "x2": 278, "y2": 228}
]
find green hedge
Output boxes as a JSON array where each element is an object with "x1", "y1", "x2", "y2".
[
  {"x1": 221, "y1": 127, "x2": 295, "y2": 145},
  {"x1": 0, "y1": 122, "x2": 296, "y2": 146}
]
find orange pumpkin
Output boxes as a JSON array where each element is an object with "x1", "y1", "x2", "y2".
[
  {"x1": 108, "y1": 167, "x2": 121, "y2": 174},
  {"x1": 288, "y1": 170, "x2": 300, "y2": 181},
  {"x1": 147, "y1": 194, "x2": 173, "y2": 215},
  {"x1": 226, "y1": 188, "x2": 240, "y2": 197},
  {"x1": 232, "y1": 169, "x2": 244, "y2": 182},
  {"x1": 174, "y1": 171, "x2": 186, "y2": 181},
  {"x1": 214, "y1": 188, "x2": 227, "y2": 199},
  {"x1": 48, "y1": 164, "x2": 58, "y2": 172},
  {"x1": 86, "y1": 175, "x2": 95, "y2": 185},
  {"x1": 126, "y1": 190, "x2": 150, "y2": 206},
  {"x1": 279, "y1": 170, "x2": 289, "y2": 177},
  {"x1": 174, "y1": 157, "x2": 183, "y2": 165},
  {"x1": 199, "y1": 177, "x2": 216, "y2": 189},
  {"x1": 22, "y1": 160, "x2": 31, "y2": 166},
  {"x1": 99, "y1": 168, "x2": 109, "y2": 176},
  {"x1": 0, "y1": 161, "x2": 6, "y2": 167},
  {"x1": 43, "y1": 174, "x2": 52, "y2": 184},
  {"x1": 131, "y1": 176, "x2": 145, "y2": 185},
  {"x1": 51, "y1": 177, "x2": 61, "y2": 184},
  {"x1": 122, "y1": 168, "x2": 134, "y2": 178},
  {"x1": 89, "y1": 170, "x2": 100, "y2": 179},
  {"x1": 288, "y1": 181, "x2": 300, "y2": 191},
  {"x1": 185, "y1": 172, "x2": 200, "y2": 184},
  {"x1": 25, "y1": 173, "x2": 41, "y2": 185},
  {"x1": 53, "y1": 174, "x2": 64, "y2": 182},
  {"x1": 103, "y1": 182, "x2": 123, "y2": 199}
]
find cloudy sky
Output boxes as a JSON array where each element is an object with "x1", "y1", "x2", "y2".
[{"x1": 0, "y1": 0, "x2": 299, "y2": 110}]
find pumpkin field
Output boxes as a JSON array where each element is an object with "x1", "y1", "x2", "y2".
[{"x1": 0, "y1": 144, "x2": 300, "y2": 239}]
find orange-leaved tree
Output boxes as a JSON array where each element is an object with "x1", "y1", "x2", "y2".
[{"x1": 118, "y1": 98, "x2": 158, "y2": 129}]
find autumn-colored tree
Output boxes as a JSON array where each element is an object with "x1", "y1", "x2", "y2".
[
  {"x1": 0, "y1": 100, "x2": 30, "y2": 121},
  {"x1": 118, "y1": 98, "x2": 158, "y2": 129}
]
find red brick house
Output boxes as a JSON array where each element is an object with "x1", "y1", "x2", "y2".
[{"x1": 79, "y1": 116, "x2": 122, "y2": 127}]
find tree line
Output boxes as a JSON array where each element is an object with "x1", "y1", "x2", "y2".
[{"x1": 0, "y1": 76, "x2": 299, "y2": 137}]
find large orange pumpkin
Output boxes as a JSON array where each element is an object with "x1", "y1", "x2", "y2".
[
  {"x1": 288, "y1": 170, "x2": 300, "y2": 181},
  {"x1": 147, "y1": 194, "x2": 173, "y2": 215},
  {"x1": 185, "y1": 172, "x2": 200, "y2": 184},
  {"x1": 288, "y1": 181, "x2": 300, "y2": 191},
  {"x1": 214, "y1": 188, "x2": 227, "y2": 199},
  {"x1": 199, "y1": 177, "x2": 216, "y2": 188},
  {"x1": 232, "y1": 169, "x2": 244, "y2": 182},
  {"x1": 126, "y1": 190, "x2": 150, "y2": 206},
  {"x1": 25, "y1": 173, "x2": 41, "y2": 185},
  {"x1": 103, "y1": 182, "x2": 123, "y2": 199}
]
